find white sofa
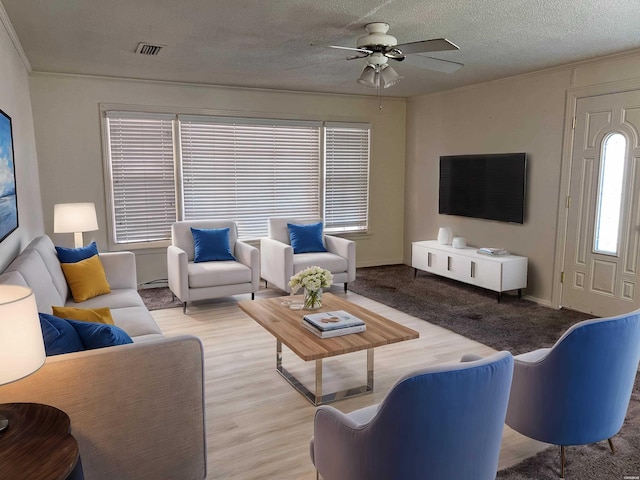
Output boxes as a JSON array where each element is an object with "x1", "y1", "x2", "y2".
[
  {"x1": 0, "y1": 235, "x2": 206, "y2": 480},
  {"x1": 260, "y1": 217, "x2": 356, "y2": 293}
]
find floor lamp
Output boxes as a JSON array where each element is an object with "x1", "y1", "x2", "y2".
[
  {"x1": 0, "y1": 285, "x2": 46, "y2": 434},
  {"x1": 54, "y1": 203, "x2": 99, "y2": 248}
]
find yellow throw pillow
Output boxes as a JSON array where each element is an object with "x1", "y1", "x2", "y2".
[
  {"x1": 60, "y1": 254, "x2": 111, "y2": 302},
  {"x1": 51, "y1": 306, "x2": 114, "y2": 325}
]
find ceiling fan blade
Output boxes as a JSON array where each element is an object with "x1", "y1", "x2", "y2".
[
  {"x1": 403, "y1": 54, "x2": 464, "y2": 74},
  {"x1": 329, "y1": 45, "x2": 373, "y2": 54},
  {"x1": 395, "y1": 38, "x2": 459, "y2": 55}
]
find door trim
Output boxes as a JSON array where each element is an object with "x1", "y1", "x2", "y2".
[{"x1": 554, "y1": 77, "x2": 640, "y2": 309}]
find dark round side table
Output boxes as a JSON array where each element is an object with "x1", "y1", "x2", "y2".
[{"x1": 0, "y1": 402, "x2": 83, "y2": 480}]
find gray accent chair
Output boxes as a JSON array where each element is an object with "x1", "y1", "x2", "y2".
[
  {"x1": 310, "y1": 351, "x2": 514, "y2": 480},
  {"x1": 260, "y1": 217, "x2": 355, "y2": 293},
  {"x1": 167, "y1": 220, "x2": 260, "y2": 313}
]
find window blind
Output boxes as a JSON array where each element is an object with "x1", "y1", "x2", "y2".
[
  {"x1": 179, "y1": 116, "x2": 322, "y2": 239},
  {"x1": 324, "y1": 123, "x2": 370, "y2": 232},
  {"x1": 106, "y1": 112, "x2": 177, "y2": 244}
]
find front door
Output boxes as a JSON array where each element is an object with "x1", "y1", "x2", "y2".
[{"x1": 562, "y1": 90, "x2": 640, "y2": 316}]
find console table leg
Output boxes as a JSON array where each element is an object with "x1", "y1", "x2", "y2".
[
  {"x1": 497, "y1": 292, "x2": 502, "y2": 303},
  {"x1": 518, "y1": 288, "x2": 522, "y2": 298},
  {"x1": 413, "y1": 268, "x2": 417, "y2": 279}
]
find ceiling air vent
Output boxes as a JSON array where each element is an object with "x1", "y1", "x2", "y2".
[{"x1": 135, "y1": 42, "x2": 164, "y2": 56}]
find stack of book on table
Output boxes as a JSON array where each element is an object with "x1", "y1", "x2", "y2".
[{"x1": 302, "y1": 310, "x2": 366, "y2": 338}]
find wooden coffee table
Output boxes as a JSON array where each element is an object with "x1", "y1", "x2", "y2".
[{"x1": 238, "y1": 293, "x2": 419, "y2": 405}]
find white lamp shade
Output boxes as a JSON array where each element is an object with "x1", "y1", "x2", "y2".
[
  {"x1": 0, "y1": 285, "x2": 46, "y2": 386},
  {"x1": 54, "y1": 202, "x2": 98, "y2": 234}
]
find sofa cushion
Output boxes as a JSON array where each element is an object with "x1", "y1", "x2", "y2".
[
  {"x1": 39, "y1": 313, "x2": 86, "y2": 356},
  {"x1": 5, "y1": 249, "x2": 65, "y2": 313},
  {"x1": 66, "y1": 319, "x2": 133, "y2": 349},
  {"x1": 191, "y1": 227, "x2": 236, "y2": 262},
  {"x1": 0, "y1": 270, "x2": 28, "y2": 288},
  {"x1": 268, "y1": 217, "x2": 322, "y2": 245},
  {"x1": 52, "y1": 306, "x2": 114, "y2": 325},
  {"x1": 292, "y1": 252, "x2": 348, "y2": 275},
  {"x1": 67, "y1": 288, "x2": 146, "y2": 310},
  {"x1": 188, "y1": 261, "x2": 251, "y2": 288},
  {"x1": 104, "y1": 306, "x2": 163, "y2": 338},
  {"x1": 61, "y1": 255, "x2": 111, "y2": 302},
  {"x1": 24, "y1": 236, "x2": 69, "y2": 302},
  {"x1": 55, "y1": 241, "x2": 99, "y2": 263},
  {"x1": 288, "y1": 222, "x2": 327, "y2": 254},
  {"x1": 172, "y1": 220, "x2": 239, "y2": 261}
]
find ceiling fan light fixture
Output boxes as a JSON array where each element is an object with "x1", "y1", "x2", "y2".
[
  {"x1": 357, "y1": 64, "x2": 378, "y2": 88},
  {"x1": 380, "y1": 64, "x2": 403, "y2": 88}
]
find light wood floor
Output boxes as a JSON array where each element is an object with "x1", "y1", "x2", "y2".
[{"x1": 151, "y1": 286, "x2": 549, "y2": 479}]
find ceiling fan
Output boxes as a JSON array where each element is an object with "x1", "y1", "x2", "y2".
[{"x1": 330, "y1": 22, "x2": 463, "y2": 89}]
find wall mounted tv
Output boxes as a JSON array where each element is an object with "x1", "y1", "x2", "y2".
[{"x1": 439, "y1": 153, "x2": 526, "y2": 224}]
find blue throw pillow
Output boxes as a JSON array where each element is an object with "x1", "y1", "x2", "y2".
[
  {"x1": 287, "y1": 222, "x2": 327, "y2": 254},
  {"x1": 190, "y1": 227, "x2": 237, "y2": 262},
  {"x1": 66, "y1": 319, "x2": 133, "y2": 350},
  {"x1": 56, "y1": 241, "x2": 99, "y2": 263},
  {"x1": 39, "y1": 313, "x2": 86, "y2": 356}
]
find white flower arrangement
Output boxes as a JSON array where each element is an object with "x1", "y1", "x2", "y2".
[{"x1": 289, "y1": 265, "x2": 333, "y2": 294}]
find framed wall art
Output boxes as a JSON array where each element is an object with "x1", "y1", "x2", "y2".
[{"x1": 0, "y1": 108, "x2": 18, "y2": 243}]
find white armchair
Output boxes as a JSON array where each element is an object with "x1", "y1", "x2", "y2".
[
  {"x1": 260, "y1": 217, "x2": 355, "y2": 293},
  {"x1": 167, "y1": 220, "x2": 260, "y2": 313}
]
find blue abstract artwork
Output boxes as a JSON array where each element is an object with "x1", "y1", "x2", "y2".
[{"x1": 0, "y1": 109, "x2": 17, "y2": 243}]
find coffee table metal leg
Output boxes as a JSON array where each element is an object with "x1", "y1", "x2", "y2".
[
  {"x1": 275, "y1": 340, "x2": 374, "y2": 406},
  {"x1": 315, "y1": 359, "x2": 323, "y2": 405}
]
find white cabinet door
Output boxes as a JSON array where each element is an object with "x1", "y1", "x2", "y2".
[{"x1": 470, "y1": 258, "x2": 502, "y2": 291}]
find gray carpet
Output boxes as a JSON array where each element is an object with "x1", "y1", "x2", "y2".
[
  {"x1": 139, "y1": 265, "x2": 640, "y2": 479},
  {"x1": 349, "y1": 265, "x2": 640, "y2": 480}
]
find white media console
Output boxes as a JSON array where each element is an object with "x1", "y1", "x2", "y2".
[{"x1": 411, "y1": 240, "x2": 528, "y2": 301}]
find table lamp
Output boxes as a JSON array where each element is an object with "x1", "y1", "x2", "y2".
[
  {"x1": 54, "y1": 202, "x2": 99, "y2": 248},
  {"x1": 0, "y1": 285, "x2": 46, "y2": 434}
]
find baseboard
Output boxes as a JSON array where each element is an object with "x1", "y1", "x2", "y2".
[{"x1": 356, "y1": 259, "x2": 404, "y2": 268}]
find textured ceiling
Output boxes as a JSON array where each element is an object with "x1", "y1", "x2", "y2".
[{"x1": 3, "y1": 0, "x2": 640, "y2": 97}]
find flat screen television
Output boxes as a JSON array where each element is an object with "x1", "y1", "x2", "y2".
[{"x1": 439, "y1": 153, "x2": 526, "y2": 224}]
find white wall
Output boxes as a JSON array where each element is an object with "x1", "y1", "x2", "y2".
[
  {"x1": 28, "y1": 74, "x2": 406, "y2": 284},
  {"x1": 0, "y1": 7, "x2": 42, "y2": 271},
  {"x1": 405, "y1": 51, "x2": 640, "y2": 305}
]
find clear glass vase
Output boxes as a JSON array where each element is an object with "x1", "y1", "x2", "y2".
[{"x1": 303, "y1": 288, "x2": 323, "y2": 310}]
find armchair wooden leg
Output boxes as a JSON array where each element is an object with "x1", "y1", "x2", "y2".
[
  {"x1": 264, "y1": 279, "x2": 268, "y2": 288},
  {"x1": 561, "y1": 445, "x2": 565, "y2": 479},
  {"x1": 251, "y1": 292, "x2": 255, "y2": 300},
  {"x1": 608, "y1": 437, "x2": 615, "y2": 454},
  {"x1": 316, "y1": 470, "x2": 319, "y2": 480},
  {"x1": 183, "y1": 302, "x2": 187, "y2": 314},
  {"x1": 344, "y1": 283, "x2": 348, "y2": 294}
]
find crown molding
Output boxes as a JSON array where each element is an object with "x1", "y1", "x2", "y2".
[{"x1": 0, "y1": 1, "x2": 31, "y2": 72}]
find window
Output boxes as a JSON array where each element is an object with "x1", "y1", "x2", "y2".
[
  {"x1": 594, "y1": 132, "x2": 626, "y2": 255},
  {"x1": 179, "y1": 116, "x2": 321, "y2": 239},
  {"x1": 103, "y1": 110, "x2": 370, "y2": 245},
  {"x1": 105, "y1": 112, "x2": 176, "y2": 244},
  {"x1": 324, "y1": 123, "x2": 370, "y2": 232}
]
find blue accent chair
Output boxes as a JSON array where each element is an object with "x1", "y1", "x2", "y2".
[
  {"x1": 309, "y1": 351, "x2": 514, "y2": 480},
  {"x1": 505, "y1": 310, "x2": 640, "y2": 478}
]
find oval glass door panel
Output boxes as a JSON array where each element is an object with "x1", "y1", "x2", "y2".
[{"x1": 594, "y1": 133, "x2": 626, "y2": 255}]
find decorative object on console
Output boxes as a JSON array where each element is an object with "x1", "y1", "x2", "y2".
[
  {"x1": 452, "y1": 237, "x2": 467, "y2": 248},
  {"x1": 437, "y1": 227, "x2": 453, "y2": 245},
  {"x1": 54, "y1": 202, "x2": 99, "y2": 248},
  {"x1": 0, "y1": 108, "x2": 18, "y2": 244},
  {"x1": 0, "y1": 285, "x2": 46, "y2": 434},
  {"x1": 289, "y1": 266, "x2": 333, "y2": 310}
]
